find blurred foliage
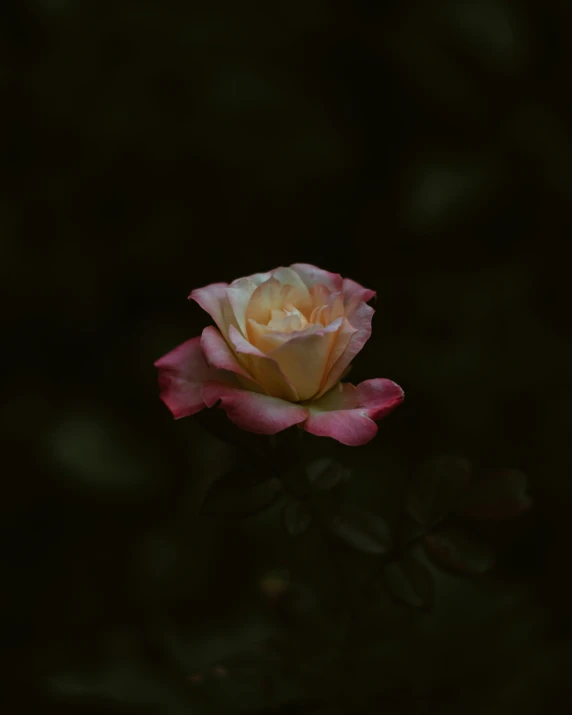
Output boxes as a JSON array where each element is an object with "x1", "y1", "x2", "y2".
[{"x1": 3, "y1": 0, "x2": 572, "y2": 712}]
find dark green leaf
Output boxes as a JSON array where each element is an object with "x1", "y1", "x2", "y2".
[
  {"x1": 200, "y1": 463, "x2": 283, "y2": 517},
  {"x1": 329, "y1": 505, "x2": 392, "y2": 555},
  {"x1": 397, "y1": 515, "x2": 427, "y2": 548},
  {"x1": 282, "y1": 500, "x2": 312, "y2": 536},
  {"x1": 457, "y1": 468, "x2": 532, "y2": 520},
  {"x1": 407, "y1": 455, "x2": 472, "y2": 526},
  {"x1": 424, "y1": 526, "x2": 494, "y2": 575},
  {"x1": 383, "y1": 554, "x2": 435, "y2": 610},
  {"x1": 305, "y1": 457, "x2": 350, "y2": 492}
]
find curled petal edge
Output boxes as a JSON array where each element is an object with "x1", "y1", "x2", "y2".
[
  {"x1": 303, "y1": 378, "x2": 404, "y2": 446},
  {"x1": 156, "y1": 339, "x2": 404, "y2": 445},
  {"x1": 201, "y1": 381, "x2": 308, "y2": 435},
  {"x1": 154, "y1": 337, "x2": 217, "y2": 419}
]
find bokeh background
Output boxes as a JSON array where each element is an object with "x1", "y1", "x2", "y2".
[{"x1": 4, "y1": 0, "x2": 572, "y2": 713}]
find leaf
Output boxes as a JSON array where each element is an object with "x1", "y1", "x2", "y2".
[
  {"x1": 200, "y1": 463, "x2": 283, "y2": 517},
  {"x1": 407, "y1": 455, "x2": 472, "y2": 526},
  {"x1": 424, "y1": 526, "x2": 494, "y2": 575},
  {"x1": 329, "y1": 505, "x2": 392, "y2": 555},
  {"x1": 383, "y1": 554, "x2": 435, "y2": 610},
  {"x1": 457, "y1": 468, "x2": 532, "y2": 520},
  {"x1": 305, "y1": 458, "x2": 350, "y2": 492},
  {"x1": 282, "y1": 500, "x2": 312, "y2": 536}
]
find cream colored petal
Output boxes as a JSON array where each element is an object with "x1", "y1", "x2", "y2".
[
  {"x1": 270, "y1": 266, "x2": 311, "y2": 296},
  {"x1": 248, "y1": 320, "x2": 286, "y2": 353},
  {"x1": 268, "y1": 284, "x2": 312, "y2": 319},
  {"x1": 227, "y1": 272, "x2": 272, "y2": 336},
  {"x1": 309, "y1": 283, "x2": 332, "y2": 309},
  {"x1": 309, "y1": 305, "x2": 322, "y2": 324},
  {"x1": 268, "y1": 317, "x2": 343, "y2": 401},
  {"x1": 283, "y1": 286, "x2": 313, "y2": 318},
  {"x1": 267, "y1": 313, "x2": 305, "y2": 332},
  {"x1": 290, "y1": 264, "x2": 343, "y2": 292},
  {"x1": 316, "y1": 302, "x2": 374, "y2": 397},
  {"x1": 248, "y1": 319, "x2": 320, "y2": 353},
  {"x1": 316, "y1": 292, "x2": 344, "y2": 326},
  {"x1": 314, "y1": 305, "x2": 329, "y2": 326},
  {"x1": 316, "y1": 317, "x2": 358, "y2": 396},
  {"x1": 245, "y1": 277, "x2": 286, "y2": 326},
  {"x1": 228, "y1": 325, "x2": 299, "y2": 401},
  {"x1": 327, "y1": 292, "x2": 345, "y2": 323}
]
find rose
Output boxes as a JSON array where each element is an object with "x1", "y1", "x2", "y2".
[{"x1": 155, "y1": 263, "x2": 403, "y2": 446}]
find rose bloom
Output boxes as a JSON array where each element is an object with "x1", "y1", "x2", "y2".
[{"x1": 155, "y1": 264, "x2": 403, "y2": 446}]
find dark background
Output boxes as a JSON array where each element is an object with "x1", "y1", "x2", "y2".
[{"x1": 3, "y1": 0, "x2": 572, "y2": 713}]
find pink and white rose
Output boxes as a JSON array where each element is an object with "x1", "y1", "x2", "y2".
[{"x1": 155, "y1": 264, "x2": 403, "y2": 446}]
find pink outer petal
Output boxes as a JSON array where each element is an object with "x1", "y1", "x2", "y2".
[
  {"x1": 200, "y1": 325, "x2": 264, "y2": 393},
  {"x1": 200, "y1": 326, "x2": 253, "y2": 381},
  {"x1": 342, "y1": 277, "x2": 376, "y2": 305},
  {"x1": 290, "y1": 263, "x2": 343, "y2": 292},
  {"x1": 189, "y1": 281, "x2": 237, "y2": 338},
  {"x1": 154, "y1": 337, "x2": 219, "y2": 419},
  {"x1": 202, "y1": 381, "x2": 308, "y2": 435},
  {"x1": 304, "y1": 379, "x2": 404, "y2": 446},
  {"x1": 355, "y1": 379, "x2": 405, "y2": 419}
]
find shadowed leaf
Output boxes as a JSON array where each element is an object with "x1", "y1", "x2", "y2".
[
  {"x1": 329, "y1": 505, "x2": 392, "y2": 555},
  {"x1": 407, "y1": 455, "x2": 472, "y2": 526},
  {"x1": 457, "y1": 468, "x2": 532, "y2": 520},
  {"x1": 384, "y1": 554, "x2": 435, "y2": 610},
  {"x1": 200, "y1": 463, "x2": 283, "y2": 517},
  {"x1": 282, "y1": 500, "x2": 312, "y2": 536},
  {"x1": 424, "y1": 526, "x2": 494, "y2": 575},
  {"x1": 305, "y1": 457, "x2": 350, "y2": 492}
]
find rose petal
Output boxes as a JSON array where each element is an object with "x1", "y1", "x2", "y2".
[
  {"x1": 269, "y1": 317, "x2": 343, "y2": 401},
  {"x1": 317, "y1": 301, "x2": 375, "y2": 396},
  {"x1": 321, "y1": 291, "x2": 345, "y2": 325},
  {"x1": 202, "y1": 382, "x2": 308, "y2": 435},
  {"x1": 200, "y1": 326, "x2": 262, "y2": 392},
  {"x1": 154, "y1": 337, "x2": 218, "y2": 419},
  {"x1": 309, "y1": 283, "x2": 333, "y2": 311},
  {"x1": 354, "y1": 379, "x2": 404, "y2": 419},
  {"x1": 342, "y1": 277, "x2": 376, "y2": 306},
  {"x1": 228, "y1": 325, "x2": 300, "y2": 401},
  {"x1": 190, "y1": 282, "x2": 236, "y2": 339},
  {"x1": 246, "y1": 278, "x2": 311, "y2": 330},
  {"x1": 317, "y1": 317, "x2": 357, "y2": 393},
  {"x1": 227, "y1": 272, "x2": 272, "y2": 337},
  {"x1": 290, "y1": 263, "x2": 343, "y2": 292},
  {"x1": 244, "y1": 277, "x2": 286, "y2": 327},
  {"x1": 304, "y1": 378, "x2": 404, "y2": 446},
  {"x1": 248, "y1": 318, "x2": 322, "y2": 353},
  {"x1": 267, "y1": 310, "x2": 308, "y2": 332},
  {"x1": 270, "y1": 267, "x2": 311, "y2": 295}
]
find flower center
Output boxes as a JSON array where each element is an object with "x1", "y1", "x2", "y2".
[{"x1": 267, "y1": 304, "x2": 311, "y2": 333}]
